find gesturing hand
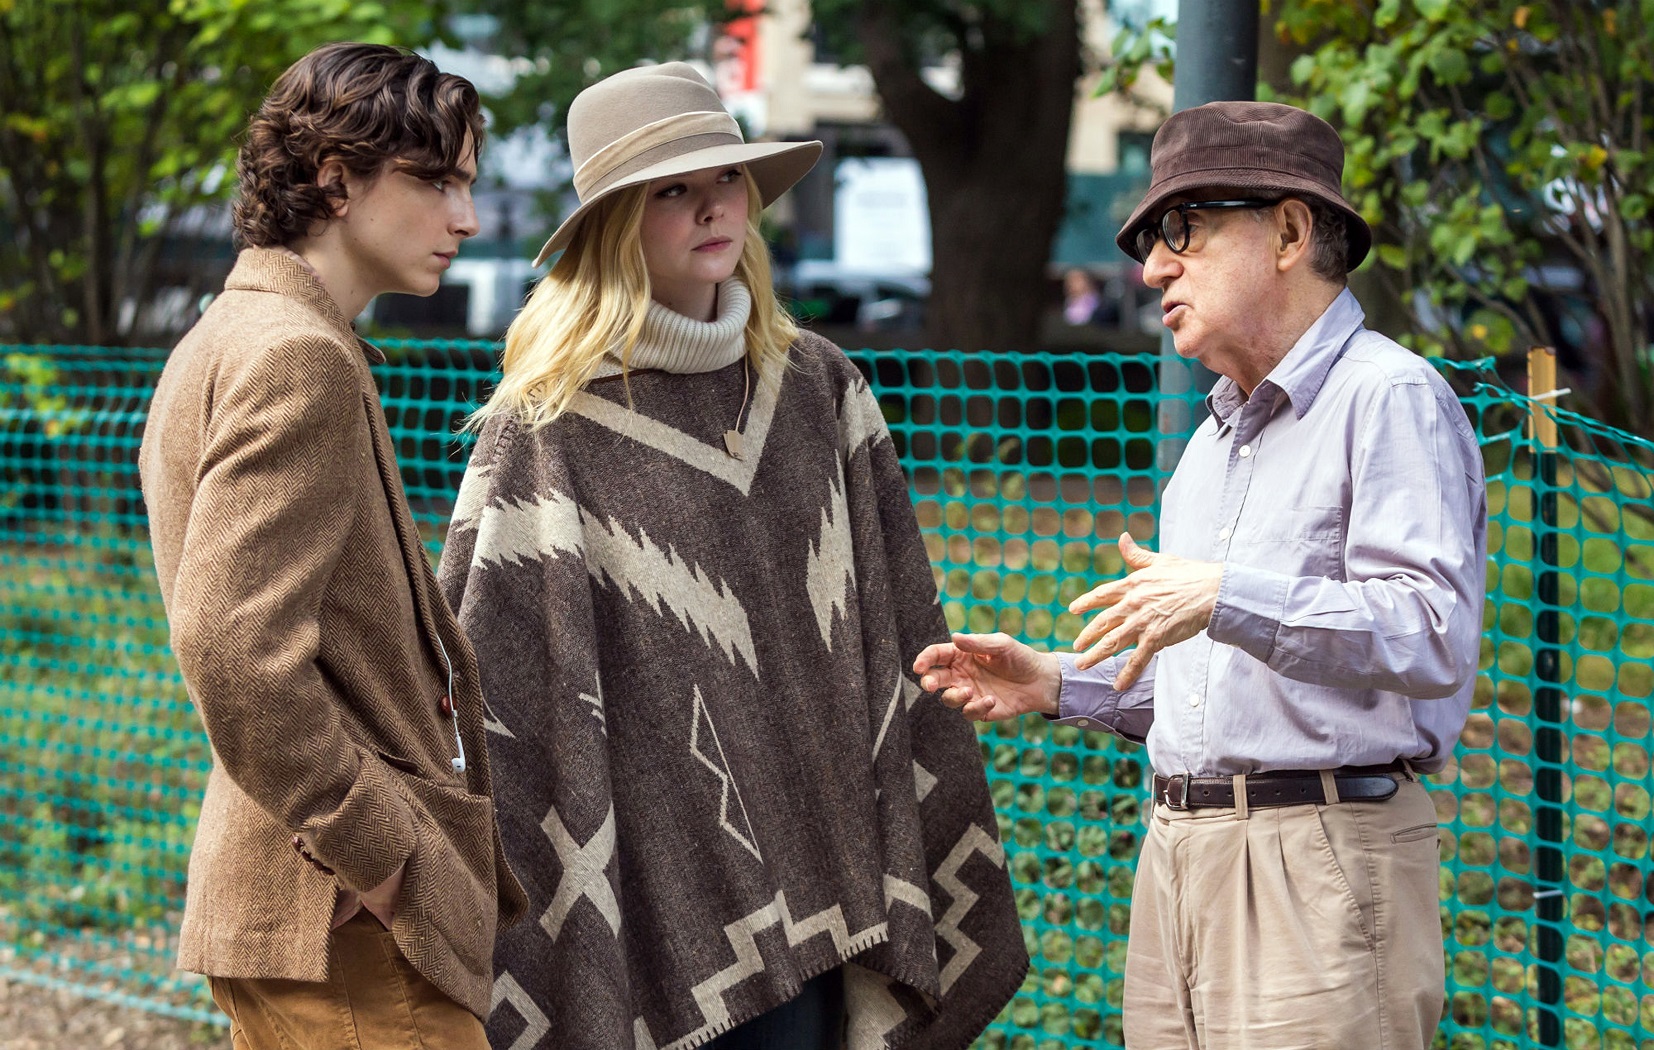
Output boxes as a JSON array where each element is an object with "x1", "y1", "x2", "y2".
[
  {"x1": 1070, "y1": 533, "x2": 1223, "y2": 689},
  {"x1": 912, "y1": 632, "x2": 1061, "y2": 722}
]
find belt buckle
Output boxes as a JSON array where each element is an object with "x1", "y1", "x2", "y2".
[{"x1": 1160, "y1": 773, "x2": 1191, "y2": 811}]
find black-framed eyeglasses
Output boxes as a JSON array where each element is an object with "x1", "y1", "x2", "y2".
[{"x1": 1133, "y1": 199, "x2": 1280, "y2": 260}]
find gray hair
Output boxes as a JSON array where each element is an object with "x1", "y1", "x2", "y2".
[{"x1": 1304, "y1": 198, "x2": 1350, "y2": 282}]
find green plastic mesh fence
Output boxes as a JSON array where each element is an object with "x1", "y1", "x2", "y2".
[{"x1": 1, "y1": 343, "x2": 1649, "y2": 1048}]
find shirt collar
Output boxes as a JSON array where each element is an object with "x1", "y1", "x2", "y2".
[{"x1": 1205, "y1": 287, "x2": 1365, "y2": 425}]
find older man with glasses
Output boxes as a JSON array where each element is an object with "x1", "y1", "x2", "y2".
[{"x1": 914, "y1": 101, "x2": 1488, "y2": 1049}]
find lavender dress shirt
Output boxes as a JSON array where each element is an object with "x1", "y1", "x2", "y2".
[{"x1": 1054, "y1": 290, "x2": 1487, "y2": 776}]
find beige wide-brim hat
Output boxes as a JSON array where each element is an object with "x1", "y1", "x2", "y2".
[{"x1": 532, "y1": 62, "x2": 824, "y2": 267}]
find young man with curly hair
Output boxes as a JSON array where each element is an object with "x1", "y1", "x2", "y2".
[{"x1": 139, "y1": 42, "x2": 524, "y2": 1049}]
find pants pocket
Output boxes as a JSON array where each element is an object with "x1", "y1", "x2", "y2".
[
  {"x1": 371, "y1": 937, "x2": 488, "y2": 1050},
  {"x1": 208, "y1": 976, "x2": 238, "y2": 1022},
  {"x1": 207, "y1": 976, "x2": 255, "y2": 1050},
  {"x1": 1390, "y1": 821, "x2": 1440, "y2": 845},
  {"x1": 1309, "y1": 806, "x2": 1377, "y2": 953}
]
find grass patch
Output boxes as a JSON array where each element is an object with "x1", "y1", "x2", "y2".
[{"x1": 0, "y1": 536, "x2": 206, "y2": 1016}]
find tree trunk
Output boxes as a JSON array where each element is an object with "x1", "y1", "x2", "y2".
[{"x1": 858, "y1": 0, "x2": 1081, "y2": 351}]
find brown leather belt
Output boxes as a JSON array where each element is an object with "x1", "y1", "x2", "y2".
[{"x1": 1152, "y1": 760, "x2": 1408, "y2": 811}]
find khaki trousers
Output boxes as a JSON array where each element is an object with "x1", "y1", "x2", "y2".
[
  {"x1": 1122, "y1": 777, "x2": 1445, "y2": 1050},
  {"x1": 207, "y1": 911, "x2": 486, "y2": 1050}
]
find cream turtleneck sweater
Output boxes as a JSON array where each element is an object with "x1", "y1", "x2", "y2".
[{"x1": 596, "y1": 278, "x2": 752, "y2": 377}]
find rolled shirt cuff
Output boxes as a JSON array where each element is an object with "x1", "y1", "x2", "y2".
[
  {"x1": 1207, "y1": 562, "x2": 1289, "y2": 663},
  {"x1": 1046, "y1": 652, "x2": 1151, "y2": 743}
]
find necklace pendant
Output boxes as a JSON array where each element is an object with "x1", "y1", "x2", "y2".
[{"x1": 723, "y1": 430, "x2": 743, "y2": 459}]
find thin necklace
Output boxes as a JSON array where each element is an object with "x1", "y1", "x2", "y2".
[{"x1": 723, "y1": 357, "x2": 750, "y2": 459}]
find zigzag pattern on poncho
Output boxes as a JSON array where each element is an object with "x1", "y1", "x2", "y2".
[{"x1": 439, "y1": 332, "x2": 1028, "y2": 1050}]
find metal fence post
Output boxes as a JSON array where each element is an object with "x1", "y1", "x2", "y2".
[
  {"x1": 1527, "y1": 345, "x2": 1563, "y2": 1047},
  {"x1": 1155, "y1": 0, "x2": 1259, "y2": 472}
]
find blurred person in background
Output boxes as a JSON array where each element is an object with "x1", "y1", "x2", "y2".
[{"x1": 1062, "y1": 266, "x2": 1105, "y2": 325}]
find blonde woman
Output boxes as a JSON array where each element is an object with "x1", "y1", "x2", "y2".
[{"x1": 438, "y1": 63, "x2": 1025, "y2": 1050}]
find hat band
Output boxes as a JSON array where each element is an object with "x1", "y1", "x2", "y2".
[{"x1": 574, "y1": 111, "x2": 743, "y2": 199}]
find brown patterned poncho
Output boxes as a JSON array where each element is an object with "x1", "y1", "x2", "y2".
[{"x1": 438, "y1": 331, "x2": 1027, "y2": 1050}]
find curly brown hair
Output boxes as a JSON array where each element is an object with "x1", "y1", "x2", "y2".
[{"x1": 232, "y1": 42, "x2": 485, "y2": 248}]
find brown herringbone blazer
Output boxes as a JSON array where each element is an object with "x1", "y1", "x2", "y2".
[{"x1": 139, "y1": 248, "x2": 526, "y2": 1019}]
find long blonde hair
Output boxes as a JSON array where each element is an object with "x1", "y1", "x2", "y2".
[{"x1": 470, "y1": 170, "x2": 798, "y2": 430}]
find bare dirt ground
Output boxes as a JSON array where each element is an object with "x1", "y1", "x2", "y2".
[{"x1": 0, "y1": 978, "x2": 222, "y2": 1050}]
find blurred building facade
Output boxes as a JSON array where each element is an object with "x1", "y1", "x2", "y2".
[{"x1": 403, "y1": 2, "x2": 1175, "y2": 341}]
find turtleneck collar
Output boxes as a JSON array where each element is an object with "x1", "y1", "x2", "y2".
[{"x1": 599, "y1": 278, "x2": 751, "y2": 377}]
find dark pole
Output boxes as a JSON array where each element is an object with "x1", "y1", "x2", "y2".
[
  {"x1": 1156, "y1": 0, "x2": 1259, "y2": 471},
  {"x1": 1529, "y1": 347, "x2": 1564, "y2": 1046}
]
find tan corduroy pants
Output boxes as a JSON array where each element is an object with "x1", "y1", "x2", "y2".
[
  {"x1": 207, "y1": 911, "x2": 486, "y2": 1050},
  {"x1": 1121, "y1": 776, "x2": 1445, "y2": 1050}
]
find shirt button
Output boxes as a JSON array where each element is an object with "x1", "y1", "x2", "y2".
[
  {"x1": 1076, "y1": 718, "x2": 1092, "y2": 728},
  {"x1": 1218, "y1": 526, "x2": 1232, "y2": 541},
  {"x1": 1187, "y1": 693, "x2": 1202, "y2": 708},
  {"x1": 1238, "y1": 444, "x2": 1252, "y2": 458}
]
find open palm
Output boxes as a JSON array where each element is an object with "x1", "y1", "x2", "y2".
[{"x1": 912, "y1": 633, "x2": 1061, "y2": 722}]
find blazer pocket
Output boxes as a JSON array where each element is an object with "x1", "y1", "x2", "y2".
[
  {"x1": 376, "y1": 751, "x2": 423, "y2": 776},
  {"x1": 382, "y1": 765, "x2": 500, "y2": 980}
]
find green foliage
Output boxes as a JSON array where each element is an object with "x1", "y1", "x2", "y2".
[
  {"x1": 0, "y1": 352, "x2": 81, "y2": 515},
  {"x1": 1094, "y1": 14, "x2": 1174, "y2": 100},
  {"x1": 0, "y1": 0, "x2": 446, "y2": 345},
  {"x1": 2, "y1": 353, "x2": 67, "y2": 421},
  {"x1": 1277, "y1": 0, "x2": 1654, "y2": 434},
  {"x1": 1102, "y1": 1, "x2": 1654, "y2": 435},
  {"x1": 451, "y1": 1, "x2": 716, "y2": 134}
]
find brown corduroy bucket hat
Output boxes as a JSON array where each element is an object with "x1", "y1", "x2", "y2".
[
  {"x1": 1115, "y1": 101, "x2": 1371, "y2": 272},
  {"x1": 532, "y1": 62, "x2": 823, "y2": 266}
]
